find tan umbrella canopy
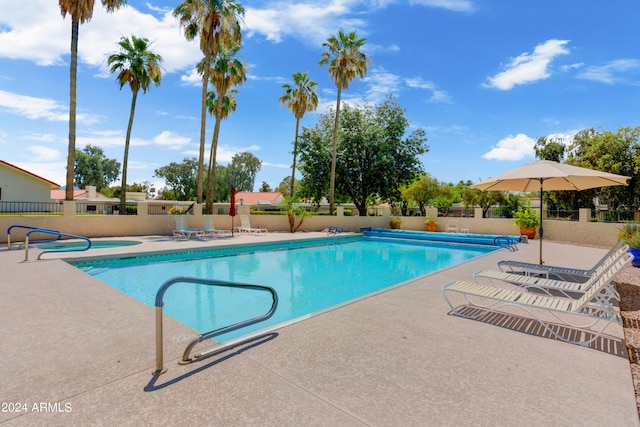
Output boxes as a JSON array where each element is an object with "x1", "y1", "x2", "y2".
[{"x1": 472, "y1": 160, "x2": 629, "y2": 264}]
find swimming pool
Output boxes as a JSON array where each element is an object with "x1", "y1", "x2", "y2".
[
  {"x1": 73, "y1": 236, "x2": 494, "y2": 342},
  {"x1": 39, "y1": 240, "x2": 141, "y2": 250}
]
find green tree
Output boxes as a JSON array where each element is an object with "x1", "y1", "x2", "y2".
[
  {"x1": 107, "y1": 34, "x2": 162, "y2": 214},
  {"x1": 461, "y1": 188, "x2": 508, "y2": 218},
  {"x1": 279, "y1": 71, "x2": 319, "y2": 197},
  {"x1": 283, "y1": 196, "x2": 312, "y2": 233},
  {"x1": 259, "y1": 181, "x2": 272, "y2": 192},
  {"x1": 534, "y1": 136, "x2": 566, "y2": 162},
  {"x1": 319, "y1": 30, "x2": 368, "y2": 214},
  {"x1": 74, "y1": 144, "x2": 120, "y2": 193},
  {"x1": 59, "y1": 0, "x2": 127, "y2": 200},
  {"x1": 227, "y1": 151, "x2": 261, "y2": 192},
  {"x1": 109, "y1": 181, "x2": 154, "y2": 199},
  {"x1": 297, "y1": 97, "x2": 428, "y2": 216},
  {"x1": 567, "y1": 126, "x2": 640, "y2": 211},
  {"x1": 202, "y1": 44, "x2": 246, "y2": 213},
  {"x1": 402, "y1": 174, "x2": 440, "y2": 216},
  {"x1": 173, "y1": 0, "x2": 244, "y2": 204},
  {"x1": 275, "y1": 176, "x2": 300, "y2": 197},
  {"x1": 403, "y1": 175, "x2": 457, "y2": 216},
  {"x1": 154, "y1": 158, "x2": 199, "y2": 201}
]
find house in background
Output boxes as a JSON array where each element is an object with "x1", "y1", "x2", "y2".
[
  {"x1": 234, "y1": 192, "x2": 284, "y2": 210},
  {"x1": 51, "y1": 185, "x2": 120, "y2": 215},
  {"x1": 50, "y1": 185, "x2": 112, "y2": 201},
  {"x1": 0, "y1": 160, "x2": 60, "y2": 202}
]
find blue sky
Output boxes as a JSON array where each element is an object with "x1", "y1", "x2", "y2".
[{"x1": 1, "y1": 0, "x2": 639, "y2": 194}]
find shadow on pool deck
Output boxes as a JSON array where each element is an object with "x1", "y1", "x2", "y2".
[{"x1": 1, "y1": 233, "x2": 638, "y2": 426}]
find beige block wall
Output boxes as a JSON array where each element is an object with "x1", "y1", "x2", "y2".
[{"x1": 0, "y1": 203, "x2": 623, "y2": 247}]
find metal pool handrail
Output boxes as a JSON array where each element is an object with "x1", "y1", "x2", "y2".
[
  {"x1": 152, "y1": 276, "x2": 278, "y2": 376},
  {"x1": 22, "y1": 228, "x2": 92, "y2": 260},
  {"x1": 7, "y1": 224, "x2": 63, "y2": 250}
]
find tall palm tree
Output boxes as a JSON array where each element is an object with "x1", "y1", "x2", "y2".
[
  {"x1": 107, "y1": 35, "x2": 163, "y2": 215},
  {"x1": 279, "y1": 71, "x2": 319, "y2": 198},
  {"x1": 200, "y1": 45, "x2": 246, "y2": 214},
  {"x1": 319, "y1": 30, "x2": 368, "y2": 214},
  {"x1": 58, "y1": 0, "x2": 127, "y2": 201},
  {"x1": 173, "y1": 0, "x2": 244, "y2": 204}
]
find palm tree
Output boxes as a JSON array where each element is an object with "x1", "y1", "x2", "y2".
[
  {"x1": 319, "y1": 30, "x2": 368, "y2": 214},
  {"x1": 173, "y1": 0, "x2": 244, "y2": 205},
  {"x1": 200, "y1": 45, "x2": 246, "y2": 214},
  {"x1": 58, "y1": 0, "x2": 127, "y2": 201},
  {"x1": 107, "y1": 35, "x2": 163, "y2": 215},
  {"x1": 279, "y1": 71, "x2": 319, "y2": 198}
]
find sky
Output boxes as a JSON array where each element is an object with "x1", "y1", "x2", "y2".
[{"x1": 1, "y1": 0, "x2": 639, "y2": 194}]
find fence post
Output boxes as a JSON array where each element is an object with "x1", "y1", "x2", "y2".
[
  {"x1": 62, "y1": 200, "x2": 76, "y2": 217},
  {"x1": 579, "y1": 208, "x2": 591, "y2": 223},
  {"x1": 137, "y1": 201, "x2": 148, "y2": 217}
]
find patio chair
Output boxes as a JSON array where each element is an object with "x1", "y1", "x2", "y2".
[
  {"x1": 201, "y1": 215, "x2": 232, "y2": 238},
  {"x1": 473, "y1": 244, "x2": 629, "y2": 299},
  {"x1": 234, "y1": 215, "x2": 267, "y2": 235},
  {"x1": 441, "y1": 252, "x2": 634, "y2": 345},
  {"x1": 446, "y1": 220, "x2": 459, "y2": 233},
  {"x1": 497, "y1": 239, "x2": 626, "y2": 283},
  {"x1": 172, "y1": 215, "x2": 204, "y2": 240}
]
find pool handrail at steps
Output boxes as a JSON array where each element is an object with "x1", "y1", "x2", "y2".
[
  {"x1": 7, "y1": 224, "x2": 63, "y2": 250},
  {"x1": 152, "y1": 276, "x2": 278, "y2": 376},
  {"x1": 7, "y1": 225, "x2": 92, "y2": 260}
]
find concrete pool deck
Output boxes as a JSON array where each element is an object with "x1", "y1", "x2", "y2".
[{"x1": 1, "y1": 233, "x2": 638, "y2": 426}]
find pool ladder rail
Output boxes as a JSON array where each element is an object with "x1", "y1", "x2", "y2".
[
  {"x1": 153, "y1": 277, "x2": 278, "y2": 376},
  {"x1": 7, "y1": 225, "x2": 92, "y2": 260}
]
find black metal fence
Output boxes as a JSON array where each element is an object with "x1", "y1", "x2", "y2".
[{"x1": 0, "y1": 201, "x2": 63, "y2": 215}]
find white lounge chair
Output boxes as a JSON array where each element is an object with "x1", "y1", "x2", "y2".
[
  {"x1": 497, "y1": 239, "x2": 625, "y2": 283},
  {"x1": 441, "y1": 252, "x2": 634, "y2": 345},
  {"x1": 201, "y1": 215, "x2": 232, "y2": 238},
  {"x1": 172, "y1": 215, "x2": 204, "y2": 240},
  {"x1": 474, "y1": 244, "x2": 630, "y2": 299},
  {"x1": 234, "y1": 215, "x2": 267, "y2": 235},
  {"x1": 446, "y1": 220, "x2": 459, "y2": 233}
]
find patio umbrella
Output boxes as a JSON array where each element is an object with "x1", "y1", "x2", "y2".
[
  {"x1": 472, "y1": 160, "x2": 629, "y2": 264},
  {"x1": 229, "y1": 186, "x2": 237, "y2": 235}
]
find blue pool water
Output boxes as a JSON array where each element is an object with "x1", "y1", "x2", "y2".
[
  {"x1": 39, "y1": 240, "x2": 141, "y2": 250},
  {"x1": 74, "y1": 237, "x2": 494, "y2": 342}
]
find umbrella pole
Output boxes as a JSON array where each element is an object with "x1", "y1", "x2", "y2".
[{"x1": 539, "y1": 180, "x2": 544, "y2": 265}]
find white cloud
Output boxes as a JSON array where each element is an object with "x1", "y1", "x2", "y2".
[
  {"x1": 482, "y1": 133, "x2": 536, "y2": 161},
  {"x1": 409, "y1": 0, "x2": 474, "y2": 12},
  {"x1": 245, "y1": 1, "x2": 361, "y2": 46},
  {"x1": 153, "y1": 130, "x2": 191, "y2": 150},
  {"x1": 0, "y1": 89, "x2": 68, "y2": 121},
  {"x1": 484, "y1": 39, "x2": 570, "y2": 90},
  {"x1": 363, "y1": 68, "x2": 404, "y2": 102},
  {"x1": 405, "y1": 77, "x2": 452, "y2": 103},
  {"x1": 76, "y1": 130, "x2": 149, "y2": 148},
  {"x1": 179, "y1": 68, "x2": 202, "y2": 87},
  {"x1": 577, "y1": 59, "x2": 640, "y2": 84},
  {"x1": 25, "y1": 145, "x2": 61, "y2": 162},
  {"x1": 244, "y1": 0, "x2": 471, "y2": 49},
  {"x1": 0, "y1": 0, "x2": 470, "y2": 81},
  {"x1": 0, "y1": 1, "x2": 200, "y2": 73}
]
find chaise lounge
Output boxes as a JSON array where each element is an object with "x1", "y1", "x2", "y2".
[
  {"x1": 441, "y1": 252, "x2": 634, "y2": 345},
  {"x1": 497, "y1": 239, "x2": 626, "y2": 283},
  {"x1": 172, "y1": 215, "x2": 204, "y2": 240},
  {"x1": 234, "y1": 215, "x2": 267, "y2": 235},
  {"x1": 201, "y1": 215, "x2": 232, "y2": 238},
  {"x1": 474, "y1": 243, "x2": 630, "y2": 299}
]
